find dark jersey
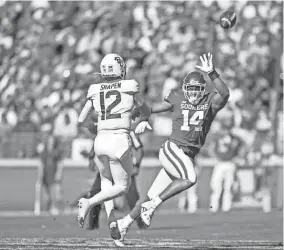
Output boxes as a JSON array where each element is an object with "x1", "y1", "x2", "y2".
[
  {"x1": 214, "y1": 132, "x2": 242, "y2": 161},
  {"x1": 165, "y1": 90, "x2": 218, "y2": 157}
]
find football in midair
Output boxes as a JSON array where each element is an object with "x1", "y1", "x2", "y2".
[{"x1": 220, "y1": 10, "x2": 237, "y2": 29}]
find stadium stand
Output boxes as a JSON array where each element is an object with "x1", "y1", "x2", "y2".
[{"x1": 0, "y1": 1, "x2": 282, "y2": 213}]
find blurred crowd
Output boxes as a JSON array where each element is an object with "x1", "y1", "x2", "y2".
[{"x1": 0, "y1": 0, "x2": 283, "y2": 158}]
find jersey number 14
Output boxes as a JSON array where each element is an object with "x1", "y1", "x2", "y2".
[{"x1": 181, "y1": 110, "x2": 204, "y2": 131}]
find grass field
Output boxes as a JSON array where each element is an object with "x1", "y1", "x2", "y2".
[{"x1": 0, "y1": 209, "x2": 282, "y2": 250}]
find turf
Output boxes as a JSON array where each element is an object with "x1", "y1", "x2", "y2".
[{"x1": 0, "y1": 209, "x2": 282, "y2": 249}]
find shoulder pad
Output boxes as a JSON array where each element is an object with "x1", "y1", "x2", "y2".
[
  {"x1": 121, "y1": 80, "x2": 139, "y2": 93},
  {"x1": 87, "y1": 84, "x2": 101, "y2": 99}
]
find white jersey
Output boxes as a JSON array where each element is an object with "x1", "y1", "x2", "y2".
[{"x1": 87, "y1": 79, "x2": 139, "y2": 132}]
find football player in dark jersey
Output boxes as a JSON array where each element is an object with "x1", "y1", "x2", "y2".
[{"x1": 113, "y1": 53, "x2": 230, "y2": 245}]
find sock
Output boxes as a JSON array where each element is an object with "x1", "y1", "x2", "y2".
[
  {"x1": 123, "y1": 214, "x2": 134, "y2": 228},
  {"x1": 152, "y1": 196, "x2": 162, "y2": 208}
]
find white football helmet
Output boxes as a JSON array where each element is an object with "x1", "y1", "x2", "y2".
[{"x1": 100, "y1": 53, "x2": 126, "y2": 81}]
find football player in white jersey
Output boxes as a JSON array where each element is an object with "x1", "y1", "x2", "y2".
[{"x1": 77, "y1": 54, "x2": 151, "y2": 245}]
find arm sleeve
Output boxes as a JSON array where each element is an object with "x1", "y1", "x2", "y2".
[
  {"x1": 211, "y1": 77, "x2": 230, "y2": 110},
  {"x1": 78, "y1": 100, "x2": 93, "y2": 123}
]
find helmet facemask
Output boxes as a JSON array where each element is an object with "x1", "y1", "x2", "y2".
[{"x1": 182, "y1": 80, "x2": 206, "y2": 105}]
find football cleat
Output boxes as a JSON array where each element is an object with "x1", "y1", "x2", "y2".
[
  {"x1": 136, "y1": 217, "x2": 148, "y2": 230},
  {"x1": 113, "y1": 239, "x2": 125, "y2": 247},
  {"x1": 76, "y1": 198, "x2": 90, "y2": 228},
  {"x1": 112, "y1": 218, "x2": 129, "y2": 247},
  {"x1": 118, "y1": 218, "x2": 129, "y2": 241},
  {"x1": 140, "y1": 200, "x2": 156, "y2": 227},
  {"x1": 109, "y1": 221, "x2": 121, "y2": 240}
]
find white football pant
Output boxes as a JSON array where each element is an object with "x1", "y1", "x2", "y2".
[
  {"x1": 88, "y1": 131, "x2": 133, "y2": 209},
  {"x1": 147, "y1": 140, "x2": 197, "y2": 199}
]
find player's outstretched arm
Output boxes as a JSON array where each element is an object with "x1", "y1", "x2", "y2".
[
  {"x1": 195, "y1": 53, "x2": 230, "y2": 110},
  {"x1": 132, "y1": 102, "x2": 172, "y2": 120},
  {"x1": 210, "y1": 76, "x2": 230, "y2": 110},
  {"x1": 151, "y1": 102, "x2": 173, "y2": 114}
]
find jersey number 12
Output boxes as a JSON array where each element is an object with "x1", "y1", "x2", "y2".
[
  {"x1": 100, "y1": 90, "x2": 122, "y2": 120},
  {"x1": 181, "y1": 110, "x2": 204, "y2": 131}
]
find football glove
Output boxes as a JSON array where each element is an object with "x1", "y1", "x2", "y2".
[
  {"x1": 195, "y1": 53, "x2": 214, "y2": 74},
  {"x1": 135, "y1": 121, "x2": 152, "y2": 134}
]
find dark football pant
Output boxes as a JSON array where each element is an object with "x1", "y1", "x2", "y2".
[{"x1": 88, "y1": 173, "x2": 145, "y2": 229}]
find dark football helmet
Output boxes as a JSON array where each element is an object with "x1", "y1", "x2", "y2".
[{"x1": 182, "y1": 71, "x2": 206, "y2": 105}]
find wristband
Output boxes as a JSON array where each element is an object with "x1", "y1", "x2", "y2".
[
  {"x1": 140, "y1": 117, "x2": 149, "y2": 122},
  {"x1": 208, "y1": 69, "x2": 220, "y2": 81}
]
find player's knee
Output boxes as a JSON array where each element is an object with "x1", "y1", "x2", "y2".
[
  {"x1": 186, "y1": 171, "x2": 197, "y2": 185},
  {"x1": 179, "y1": 174, "x2": 197, "y2": 190},
  {"x1": 122, "y1": 177, "x2": 132, "y2": 193},
  {"x1": 116, "y1": 183, "x2": 130, "y2": 196},
  {"x1": 190, "y1": 173, "x2": 197, "y2": 185},
  {"x1": 123, "y1": 183, "x2": 130, "y2": 194}
]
